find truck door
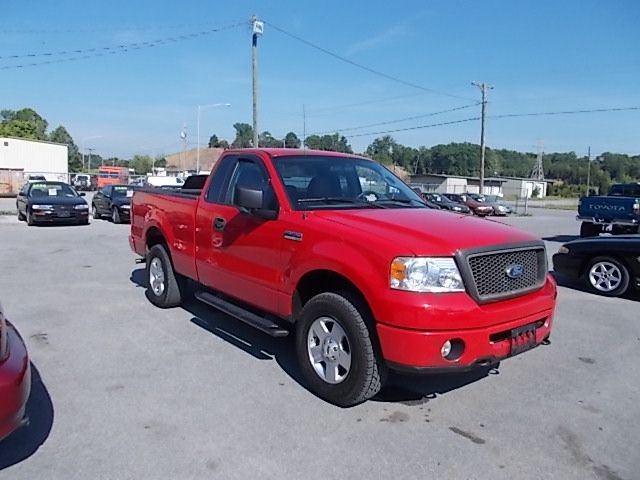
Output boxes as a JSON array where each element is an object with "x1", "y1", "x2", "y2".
[{"x1": 195, "y1": 155, "x2": 283, "y2": 313}]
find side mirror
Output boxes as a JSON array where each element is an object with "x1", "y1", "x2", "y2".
[
  {"x1": 79, "y1": 192, "x2": 86, "y2": 197},
  {"x1": 235, "y1": 185, "x2": 278, "y2": 220}
]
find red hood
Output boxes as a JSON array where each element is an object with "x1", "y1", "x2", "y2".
[{"x1": 312, "y1": 208, "x2": 536, "y2": 256}]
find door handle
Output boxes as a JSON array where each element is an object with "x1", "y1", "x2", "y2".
[{"x1": 213, "y1": 217, "x2": 226, "y2": 231}]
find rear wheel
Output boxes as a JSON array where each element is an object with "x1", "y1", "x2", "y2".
[
  {"x1": 146, "y1": 245, "x2": 183, "y2": 308},
  {"x1": 580, "y1": 222, "x2": 601, "y2": 238},
  {"x1": 295, "y1": 292, "x2": 384, "y2": 407},
  {"x1": 585, "y1": 256, "x2": 630, "y2": 297}
]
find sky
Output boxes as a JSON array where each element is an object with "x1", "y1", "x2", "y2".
[{"x1": 2, "y1": 0, "x2": 639, "y2": 159}]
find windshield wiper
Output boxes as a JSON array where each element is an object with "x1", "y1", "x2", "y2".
[{"x1": 297, "y1": 197, "x2": 388, "y2": 208}]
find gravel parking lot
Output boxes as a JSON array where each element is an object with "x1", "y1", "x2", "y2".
[{"x1": 0, "y1": 208, "x2": 638, "y2": 480}]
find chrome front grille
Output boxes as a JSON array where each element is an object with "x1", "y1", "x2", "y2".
[{"x1": 458, "y1": 242, "x2": 547, "y2": 303}]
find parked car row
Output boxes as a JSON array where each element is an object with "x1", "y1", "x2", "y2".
[{"x1": 410, "y1": 188, "x2": 513, "y2": 217}]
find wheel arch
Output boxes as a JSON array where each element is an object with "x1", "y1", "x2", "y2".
[{"x1": 291, "y1": 269, "x2": 384, "y2": 359}]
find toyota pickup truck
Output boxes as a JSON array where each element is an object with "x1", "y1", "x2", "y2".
[
  {"x1": 577, "y1": 183, "x2": 640, "y2": 237},
  {"x1": 130, "y1": 148, "x2": 557, "y2": 406}
]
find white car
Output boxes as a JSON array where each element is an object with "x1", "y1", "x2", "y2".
[{"x1": 144, "y1": 176, "x2": 184, "y2": 188}]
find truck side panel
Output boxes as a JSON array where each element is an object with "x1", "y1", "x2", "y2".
[{"x1": 131, "y1": 190, "x2": 198, "y2": 280}]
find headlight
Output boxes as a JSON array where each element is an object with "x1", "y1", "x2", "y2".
[
  {"x1": 120, "y1": 204, "x2": 131, "y2": 209},
  {"x1": 390, "y1": 257, "x2": 465, "y2": 292},
  {"x1": 74, "y1": 204, "x2": 89, "y2": 210},
  {"x1": 497, "y1": 205, "x2": 506, "y2": 211},
  {"x1": 32, "y1": 204, "x2": 54, "y2": 210},
  {"x1": 453, "y1": 207, "x2": 462, "y2": 211},
  {"x1": 558, "y1": 246, "x2": 569, "y2": 254}
]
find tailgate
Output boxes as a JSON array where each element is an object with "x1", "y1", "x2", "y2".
[{"x1": 578, "y1": 196, "x2": 638, "y2": 220}]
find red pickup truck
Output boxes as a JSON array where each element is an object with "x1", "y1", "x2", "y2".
[{"x1": 130, "y1": 148, "x2": 557, "y2": 406}]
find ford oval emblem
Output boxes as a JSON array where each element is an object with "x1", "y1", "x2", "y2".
[{"x1": 505, "y1": 264, "x2": 525, "y2": 279}]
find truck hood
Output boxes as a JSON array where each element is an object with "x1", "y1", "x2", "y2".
[{"x1": 312, "y1": 208, "x2": 536, "y2": 256}]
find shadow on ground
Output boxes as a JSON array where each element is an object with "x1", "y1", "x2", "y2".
[
  {"x1": 551, "y1": 271, "x2": 639, "y2": 301},
  {"x1": 542, "y1": 234, "x2": 580, "y2": 243},
  {"x1": 0, "y1": 363, "x2": 54, "y2": 471},
  {"x1": 130, "y1": 268, "x2": 500, "y2": 406}
]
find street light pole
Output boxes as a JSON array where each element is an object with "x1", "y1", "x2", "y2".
[
  {"x1": 251, "y1": 16, "x2": 264, "y2": 147},
  {"x1": 197, "y1": 103, "x2": 231, "y2": 173}
]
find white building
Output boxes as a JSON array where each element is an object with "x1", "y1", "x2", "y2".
[{"x1": 0, "y1": 137, "x2": 68, "y2": 195}]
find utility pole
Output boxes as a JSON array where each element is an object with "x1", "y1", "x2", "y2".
[
  {"x1": 88, "y1": 148, "x2": 95, "y2": 170},
  {"x1": 302, "y1": 104, "x2": 306, "y2": 150},
  {"x1": 586, "y1": 146, "x2": 591, "y2": 196},
  {"x1": 251, "y1": 16, "x2": 264, "y2": 148},
  {"x1": 472, "y1": 81, "x2": 493, "y2": 193}
]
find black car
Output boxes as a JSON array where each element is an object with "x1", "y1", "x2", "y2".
[
  {"x1": 92, "y1": 184, "x2": 135, "y2": 223},
  {"x1": 553, "y1": 235, "x2": 640, "y2": 297},
  {"x1": 16, "y1": 181, "x2": 89, "y2": 226},
  {"x1": 423, "y1": 192, "x2": 471, "y2": 213}
]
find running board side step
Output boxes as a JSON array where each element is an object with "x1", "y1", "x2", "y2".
[{"x1": 194, "y1": 291, "x2": 289, "y2": 337}]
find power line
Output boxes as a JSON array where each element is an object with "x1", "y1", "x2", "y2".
[
  {"x1": 311, "y1": 103, "x2": 479, "y2": 136},
  {"x1": 490, "y1": 106, "x2": 640, "y2": 119},
  {"x1": 264, "y1": 21, "x2": 474, "y2": 102},
  {"x1": 338, "y1": 105, "x2": 640, "y2": 139},
  {"x1": 0, "y1": 22, "x2": 244, "y2": 69},
  {"x1": 307, "y1": 91, "x2": 432, "y2": 116},
  {"x1": 0, "y1": 22, "x2": 228, "y2": 35},
  {"x1": 345, "y1": 117, "x2": 481, "y2": 138}
]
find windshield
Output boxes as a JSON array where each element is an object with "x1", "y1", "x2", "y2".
[
  {"x1": 272, "y1": 155, "x2": 425, "y2": 209},
  {"x1": 29, "y1": 182, "x2": 77, "y2": 198}
]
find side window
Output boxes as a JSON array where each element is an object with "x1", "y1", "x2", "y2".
[
  {"x1": 20, "y1": 184, "x2": 29, "y2": 196},
  {"x1": 205, "y1": 156, "x2": 236, "y2": 203},
  {"x1": 102, "y1": 186, "x2": 112, "y2": 196}
]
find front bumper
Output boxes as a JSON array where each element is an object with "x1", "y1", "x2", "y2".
[
  {"x1": 374, "y1": 276, "x2": 557, "y2": 370},
  {"x1": 552, "y1": 252, "x2": 582, "y2": 280},
  {"x1": 0, "y1": 322, "x2": 31, "y2": 442},
  {"x1": 32, "y1": 208, "x2": 89, "y2": 223}
]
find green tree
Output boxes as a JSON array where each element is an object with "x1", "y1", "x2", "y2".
[
  {"x1": 208, "y1": 134, "x2": 229, "y2": 148},
  {"x1": 259, "y1": 131, "x2": 283, "y2": 148},
  {"x1": 130, "y1": 155, "x2": 154, "y2": 174},
  {"x1": 231, "y1": 123, "x2": 254, "y2": 148},
  {"x1": 49, "y1": 125, "x2": 81, "y2": 171},
  {"x1": 366, "y1": 136, "x2": 396, "y2": 165},
  {"x1": 0, "y1": 120, "x2": 38, "y2": 139},
  {"x1": 284, "y1": 131, "x2": 301, "y2": 148},
  {"x1": 304, "y1": 133, "x2": 352, "y2": 153},
  {"x1": 14, "y1": 108, "x2": 48, "y2": 140}
]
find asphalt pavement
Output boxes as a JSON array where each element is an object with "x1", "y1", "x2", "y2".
[{"x1": 0, "y1": 208, "x2": 638, "y2": 480}]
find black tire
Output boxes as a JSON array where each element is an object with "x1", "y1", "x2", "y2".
[
  {"x1": 580, "y1": 222, "x2": 601, "y2": 237},
  {"x1": 145, "y1": 244, "x2": 183, "y2": 308},
  {"x1": 295, "y1": 292, "x2": 384, "y2": 407},
  {"x1": 26, "y1": 209, "x2": 36, "y2": 226},
  {"x1": 584, "y1": 256, "x2": 630, "y2": 297},
  {"x1": 17, "y1": 204, "x2": 25, "y2": 221},
  {"x1": 112, "y1": 207, "x2": 121, "y2": 224},
  {"x1": 92, "y1": 204, "x2": 101, "y2": 220}
]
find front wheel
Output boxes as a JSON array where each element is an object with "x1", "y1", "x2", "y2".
[
  {"x1": 26, "y1": 209, "x2": 36, "y2": 226},
  {"x1": 112, "y1": 207, "x2": 121, "y2": 224},
  {"x1": 146, "y1": 244, "x2": 183, "y2": 308},
  {"x1": 17, "y1": 204, "x2": 25, "y2": 221},
  {"x1": 585, "y1": 256, "x2": 630, "y2": 297},
  {"x1": 92, "y1": 204, "x2": 100, "y2": 220},
  {"x1": 295, "y1": 292, "x2": 384, "y2": 407}
]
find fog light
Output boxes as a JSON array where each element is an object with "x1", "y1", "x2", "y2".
[{"x1": 441, "y1": 340, "x2": 452, "y2": 358}]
